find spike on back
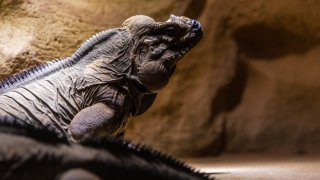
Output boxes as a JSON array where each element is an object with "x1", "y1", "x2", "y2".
[
  {"x1": 82, "y1": 137, "x2": 211, "y2": 180},
  {"x1": 0, "y1": 28, "x2": 123, "y2": 94},
  {"x1": 0, "y1": 58, "x2": 71, "y2": 93},
  {"x1": 71, "y1": 28, "x2": 121, "y2": 61}
]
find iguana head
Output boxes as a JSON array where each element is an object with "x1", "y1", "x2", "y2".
[{"x1": 123, "y1": 15, "x2": 203, "y2": 92}]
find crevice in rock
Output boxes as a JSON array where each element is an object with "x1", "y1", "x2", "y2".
[
  {"x1": 200, "y1": 59, "x2": 248, "y2": 156},
  {"x1": 210, "y1": 59, "x2": 248, "y2": 120}
]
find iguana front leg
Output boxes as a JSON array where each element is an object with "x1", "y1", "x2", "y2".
[{"x1": 68, "y1": 103, "x2": 119, "y2": 142}]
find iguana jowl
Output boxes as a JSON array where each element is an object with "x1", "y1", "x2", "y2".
[{"x1": 0, "y1": 15, "x2": 203, "y2": 142}]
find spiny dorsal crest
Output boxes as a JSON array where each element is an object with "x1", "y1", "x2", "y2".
[
  {"x1": 0, "y1": 58, "x2": 71, "y2": 92},
  {"x1": 0, "y1": 28, "x2": 123, "y2": 93},
  {"x1": 71, "y1": 28, "x2": 120, "y2": 61},
  {"x1": 83, "y1": 138, "x2": 211, "y2": 179}
]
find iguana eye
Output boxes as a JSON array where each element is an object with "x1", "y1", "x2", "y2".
[
  {"x1": 138, "y1": 46, "x2": 148, "y2": 63},
  {"x1": 140, "y1": 47, "x2": 147, "y2": 53}
]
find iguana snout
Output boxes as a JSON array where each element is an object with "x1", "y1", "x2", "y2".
[{"x1": 126, "y1": 15, "x2": 203, "y2": 92}]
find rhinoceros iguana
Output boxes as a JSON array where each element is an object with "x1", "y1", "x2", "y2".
[{"x1": 0, "y1": 15, "x2": 203, "y2": 142}]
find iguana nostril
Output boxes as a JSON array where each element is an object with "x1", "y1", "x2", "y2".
[{"x1": 192, "y1": 20, "x2": 200, "y2": 29}]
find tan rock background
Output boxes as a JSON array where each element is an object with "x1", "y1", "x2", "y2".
[{"x1": 1, "y1": 0, "x2": 320, "y2": 156}]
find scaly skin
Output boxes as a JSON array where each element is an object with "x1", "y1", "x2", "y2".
[
  {"x1": 0, "y1": 124, "x2": 212, "y2": 180},
  {"x1": 0, "y1": 15, "x2": 203, "y2": 142}
]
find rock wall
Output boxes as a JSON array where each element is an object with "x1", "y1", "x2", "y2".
[
  {"x1": 209, "y1": 0, "x2": 320, "y2": 155},
  {"x1": 1, "y1": 0, "x2": 320, "y2": 156}
]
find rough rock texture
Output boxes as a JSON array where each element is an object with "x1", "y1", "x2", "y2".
[
  {"x1": 1, "y1": 0, "x2": 320, "y2": 156},
  {"x1": 203, "y1": 0, "x2": 320, "y2": 155}
]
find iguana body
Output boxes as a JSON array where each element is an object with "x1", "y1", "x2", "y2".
[
  {"x1": 0, "y1": 124, "x2": 211, "y2": 180},
  {"x1": 0, "y1": 15, "x2": 203, "y2": 142}
]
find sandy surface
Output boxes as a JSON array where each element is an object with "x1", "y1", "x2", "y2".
[{"x1": 186, "y1": 155, "x2": 320, "y2": 180}]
